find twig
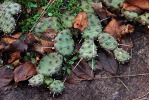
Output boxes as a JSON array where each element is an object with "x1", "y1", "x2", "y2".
[
  {"x1": 29, "y1": 0, "x2": 55, "y2": 33},
  {"x1": 96, "y1": 73, "x2": 149, "y2": 79}
]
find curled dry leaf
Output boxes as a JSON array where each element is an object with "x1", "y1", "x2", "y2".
[
  {"x1": 119, "y1": 24, "x2": 134, "y2": 35},
  {"x1": 127, "y1": 0, "x2": 149, "y2": 10},
  {"x1": 123, "y1": 2, "x2": 143, "y2": 14},
  {"x1": 14, "y1": 61, "x2": 37, "y2": 82},
  {"x1": 8, "y1": 52, "x2": 21, "y2": 64},
  {"x1": 92, "y1": 2, "x2": 117, "y2": 24},
  {"x1": 74, "y1": 12, "x2": 88, "y2": 31},
  {"x1": 104, "y1": 18, "x2": 121, "y2": 39},
  {"x1": 0, "y1": 67, "x2": 14, "y2": 92}
]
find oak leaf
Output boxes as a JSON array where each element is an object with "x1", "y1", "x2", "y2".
[{"x1": 74, "y1": 12, "x2": 88, "y2": 31}]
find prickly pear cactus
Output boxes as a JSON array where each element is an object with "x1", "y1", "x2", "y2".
[
  {"x1": 28, "y1": 74, "x2": 44, "y2": 86},
  {"x1": 79, "y1": 39, "x2": 97, "y2": 60},
  {"x1": 48, "y1": 80, "x2": 64, "y2": 94},
  {"x1": 122, "y1": 10, "x2": 139, "y2": 21},
  {"x1": 54, "y1": 29, "x2": 74, "y2": 56},
  {"x1": 44, "y1": 77, "x2": 53, "y2": 85},
  {"x1": 102, "y1": 0, "x2": 125, "y2": 10},
  {"x1": 34, "y1": 17, "x2": 61, "y2": 33},
  {"x1": 81, "y1": 0, "x2": 94, "y2": 13},
  {"x1": 138, "y1": 12, "x2": 149, "y2": 25},
  {"x1": 113, "y1": 47, "x2": 131, "y2": 63},
  {"x1": 37, "y1": 53, "x2": 63, "y2": 76},
  {"x1": 0, "y1": 2, "x2": 21, "y2": 15},
  {"x1": 61, "y1": 11, "x2": 75, "y2": 28},
  {"x1": 98, "y1": 33, "x2": 118, "y2": 50},
  {"x1": 0, "y1": 11, "x2": 16, "y2": 34},
  {"x1": 82, "y1": 13, "x2": 102, "y2": 40}
]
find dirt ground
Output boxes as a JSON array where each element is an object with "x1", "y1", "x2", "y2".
[{"x1": 0, "y1": 27, "x2": 149, "y2": 100}]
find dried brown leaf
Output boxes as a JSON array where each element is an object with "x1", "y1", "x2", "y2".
[
  {"x1": 14, "y1": 62, "x2": 37, "y2": 82},
  {"x1": 74, "y1": 12, "x2": 88, "y2": 31},
  {"x1": 8, "y1": 52, "x2": 21, "y2": 64},
  {"x1": 127, "y1": 0, "x2": 149, "y2": 10},
  {"x1": 92, "y1": 2, "x2": 117, "y2": 24},
  {"x1": 104, "y1": 18, "x2": 121, "y2": 39},
  {"x1": 1, "y1": 37, "x2": 17, "y2": 44},
  {"x1": 123, "y1": 2, "x2": 143, "y2": 14},
  {"x1": 0, "y1": 67, "x2": 14, "y2": 92},
  {"x1": 97, "y1": 50, "x2": 118, "y2": 74},
  {"x1": 72, "y1": 60, "x2": 94, "y2": 80},
  {"x1": 10, "y1": 32, "x2": 22, "y2": 39},
  {"x1": 119, "y1": 24, "x2": 134, "y2": 35}
]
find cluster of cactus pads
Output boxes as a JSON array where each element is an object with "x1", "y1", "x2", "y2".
[
  {"x1": 0, "y1": 2, "x2": 21, "y2": 34},
  {"x1": 28, "y1": 0, "x2": 133, "y2": 95},
  {"x1": 29, "y1": 53, "x2": 64, "y2": 94},
  {"x1": 103, "y1": 0, "x2": 149, "y2": 26}
]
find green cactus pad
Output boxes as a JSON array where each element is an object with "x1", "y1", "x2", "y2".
[
  {"x1": 48, "y1": 80, "x2": 64, "y2": 94},
  {"x1": 79, "y1": 39, "x2": 97, "y2": 60},
  {"x1": 61, "y1": 11, "x2": 75, "y2": 28},
  {"x1": 37, "y1": 53, "x2": 63, "y2": 76},
  {"x1": 123, "y1": 10, "x2": 139, "y2": 21},
  {"x1": 44, "y1": 77, "x2": 53, "y2": 85},
  {"x1": 34, "y1": 17, "x2": 61, "y2": 33},
  {"x1": 81, "y1": 0, "x2": 94, "y2": 13},
  {"x1": 54, "y1": 29, "x2": 74, "y2": 56},
  {"x1": 82, "y1": 13, "x2": 102, "y2": 39},
  {"x1": 103, "y1": 0, "x2": 125, "y2": 10},
  {"x1": 113, "y1": 47, "x2": 131, "y2": 63},
  {"x1": 0, "y1": 2, "x2": 21, "y2": 15},
  {"x1": 138, "y1": 13, "x2": 149, "y2": 25},
  {"x1": 98, "y1": 33, "x2": 118, "y2": 50},
  {"x1": 0, "y1": 11, "x2": 16, "y2": 34},
  {"x1": 28, "y1": 74, "x2": 44, "y2": 86}
]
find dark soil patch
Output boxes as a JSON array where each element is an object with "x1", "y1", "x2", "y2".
[{"x1": 0, "y1": 27, "x2": 149, "y2": 100}]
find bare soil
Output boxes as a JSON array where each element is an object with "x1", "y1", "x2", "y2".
[{"x1": 0, "y1": 27, "x2": 149, "y2": 100}]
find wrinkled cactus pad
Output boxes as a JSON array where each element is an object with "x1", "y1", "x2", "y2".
[
  {"x1": 54, "y1": 29, "x2": 74, "y2": 56},
  {"x1": 79, "y1": 39, "x2": 97, "y2": 60},
  {"x1": 113, "y1": 47, "x2": 131, "y2": 63},
  {"x1": 98, "y1": 33, "x2": 118, "y2": 50},
  {"x1": 37, "y1": 53, "x2": 63, "y2": 76},
  {"x1": 28, "y1": 74, "x2": 44, "y2": 86},
  {"x1": 48, "y1": 80, "x2": 64, "y2": 94}
]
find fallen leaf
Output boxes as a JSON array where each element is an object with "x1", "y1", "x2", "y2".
[
  {"x1": 104, "y1": 18, "x2": 121, "y2": 40},
  {"x1": 127, "y1": 0, "x2": 149, "y2": 10},
  {"x1": 66, "y1": 72, "x2": 83, "y2": 84},
  {"x1": 97, "y1": 50, "x2": 118, "y2": 74},
  {"x1": 120, "y1": 37, "x2": 133, "y2": 50},
  {"x1": 1, "y1": 37, "x2": 17, "y2": 44},
  {"x1": 11, "y1": 59, "x2": 22, "y2": 67},
  {"x1": 10, "y1": 32, "x2": 22, "y2": 39},
  {"x1": 4, "y1": 40, "x2": 28, "y2": 53},
  {"x1": 40, "y1": 39, "x2": 54, "y2": 54},
  {"x1": 0, "y1": 42, "x2": 6, "y2": 50},
  {"x1": 33, "y1": 44, "x2": 45, "y2": 54},
  {"x1": 39, "y1": 28, "x2": 57, "y2": 41},
  {"x1": 0, "y1": 67, "x2": 14, "y2": 92},
  {"x1": 74, "y1": 12, "x2": 88, "y2": 31},
  {"x1": 119, "y1": 24, "x2": 134, "y2": 35},
  {"x1": 8, "y1": 52, "x2": 21, "y2": 64},
  {"x1": 72, "y1": 60, "x2": 94, "y2": 80},
  {"x1": 14, "y1": 61, "x2": 37, "y2": 82},
  {"x1": 92, "y1": 2, "x2": 117, "y2": 24},
  {"x1": 24, "y1": 33, "x2": 39, "y2": 44},
  {"x1": 123, "y1": 2, "x2": 143, "y2": 14}
]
